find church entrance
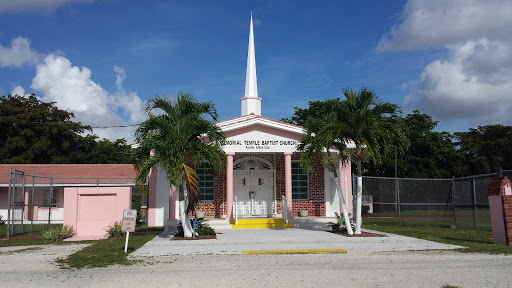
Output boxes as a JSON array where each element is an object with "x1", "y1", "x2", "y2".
[{"x1": 233, "y1": 158, "x2": 276, "y2": 217}]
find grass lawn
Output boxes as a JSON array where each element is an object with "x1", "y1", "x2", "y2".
[
  {"x1": 362, "y1": 219, "x2": 512, "y2": 254},
  {"x1": 56, "y1": 234, "x2": 156, "y2": 269},
  {"x1": 0, "y1": 223, "x2": 62, "y2": 238},
  {"x1": 364, "y1": 209, "x2": 492, "y2": 231}
]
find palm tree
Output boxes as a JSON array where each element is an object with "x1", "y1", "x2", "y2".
[
  {"x1": 299, "y1": 87, "x2": 408, "y2": 234},
  {"x1": 298, "y1": 108, "x2": 355, "y2": 234},
  {"x1": 134, "y1": 92, "x2": 226, "y2": 237}
]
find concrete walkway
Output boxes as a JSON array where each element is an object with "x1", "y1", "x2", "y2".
[{"x1": 130, "y1": 227, "x2": 462, "y2": 257}]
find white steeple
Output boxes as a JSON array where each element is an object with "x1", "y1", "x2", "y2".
[{"x1": 241, "y1": 12, "x2": 262, "y2": 116}]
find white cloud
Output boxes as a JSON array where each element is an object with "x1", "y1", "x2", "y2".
[
  {"x1": 405, "y1": 39, "x2": 512, "y2": 125},
  {"x1": 11, "y1": 85, "x2": 26, "y2": 96},
  {"x1": 31, "y1": 54, "x2": 145, "y2": 142},
  {"x1": 0, "y1": 37, "x2": 40, "y2": 68},
  {"x1": 0, "y1": 0, "x2": 94, "y2": 13},
  {"x1": 381, "y1": 0, "x2": 512, "y2": 126},
  {"x1": 378, "y1": 0, "x2": 512, "y2": 51},
  {"x1": 113, "y1": 65, "x2": 126, "y2": 90}
]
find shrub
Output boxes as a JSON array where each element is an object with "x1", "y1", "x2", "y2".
[
  {"x1": 177, "y1": 217, "x2": 216, "y2": 237},
  {"x1": 328, "y1": 212, "x2": 356, "y2": 233},
  {"x1": 105, "y1": 221, "x2": 125, "y2": 238},
  {"x1": 43, "y1": 225, "x2": 75, "y2": 242}
]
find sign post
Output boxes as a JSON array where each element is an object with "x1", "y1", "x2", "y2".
[{"x1": 122, "y1": 209, "x2": 137, "y2": 253}]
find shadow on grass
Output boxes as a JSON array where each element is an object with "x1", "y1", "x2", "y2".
[{"x1": 441, "y1": 236, "x2": 492, "y2": 245}]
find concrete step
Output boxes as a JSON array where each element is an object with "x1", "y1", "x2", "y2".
[
  {"x1": 229, "y1": 218, "x2": 287, "y2": 225},
  {"x1": 289, "y1": 217, "x2": 338, "y2": 231},
  {"x1": 230, "y1": 218, "x2": 292, "y2": 229}
]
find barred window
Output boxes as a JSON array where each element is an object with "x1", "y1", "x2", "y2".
[
  {"x1": 42, "y1": 188, "x2": 58, "y2": 208},
  {"x1": 292, "y1": 162, "x2": 308, "y2": 200},
  {"x1": 197, "y1": 163, "x2": 215, "y2": 201}
]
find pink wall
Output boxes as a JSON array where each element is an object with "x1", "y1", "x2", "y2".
[{"x1": 63, "y1": 187, "x2": 131, "y2": 241}]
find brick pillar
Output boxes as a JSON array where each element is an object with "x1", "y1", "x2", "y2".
[{"x1": 488, "y1": 176, "x2": 512, "y2": 245}]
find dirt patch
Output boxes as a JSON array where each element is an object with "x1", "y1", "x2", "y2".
[
  {"x1": 171, "y1": 234, "x2": 217, "y2": 240},
  {"x1": 330, "y1": 231, "x2": 386, "y2": 237}
]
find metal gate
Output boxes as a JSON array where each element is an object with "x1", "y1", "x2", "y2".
[
  {"x1": 7, "y1": 168, "x2": 55, "y2": 237},
  {"x1": 233, "y1": 158, "x2": 276, "y2": 216}
]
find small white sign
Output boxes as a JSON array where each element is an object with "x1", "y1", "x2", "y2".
[{"x1": 121, "y1": 209, "x2": 137, "y2": 232}]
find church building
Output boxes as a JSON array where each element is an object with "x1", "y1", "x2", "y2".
[{"x1": 146, "y1": 15, "x2": 353, "y2": 227}]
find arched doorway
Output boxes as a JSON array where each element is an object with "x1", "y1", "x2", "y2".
[{"x1": 233, "y1": 157, "x2": 276, "y2": 216}]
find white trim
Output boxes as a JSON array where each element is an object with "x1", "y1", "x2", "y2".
[{"x1": 219, "y1": 118, "x2": 305, "y2": 136}]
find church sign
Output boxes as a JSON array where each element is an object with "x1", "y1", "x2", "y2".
[{"x1": 222, "y1": 130, "x2": 300, "y2": 153}]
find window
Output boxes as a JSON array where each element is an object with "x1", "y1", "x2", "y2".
[
  {"x1": 41, "y1": 188, "x2": 58, "y2": 208},
  {"x1": 292, "y1": 162, "x2": 308, "y2": 200},
  {"x1": 196, "y1": 163, "x2": 215, "y2": 201}
]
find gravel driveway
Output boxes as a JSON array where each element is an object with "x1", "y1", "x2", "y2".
[{"x1": 1, "y1": 243, "x2": 511, "y2": 287}]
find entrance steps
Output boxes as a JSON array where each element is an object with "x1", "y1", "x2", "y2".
[{"x1": 229, "y1": 218, "x2": 293, "y2": 229}]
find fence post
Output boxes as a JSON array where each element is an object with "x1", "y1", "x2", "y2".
[
  {"x1": 48, "y1": 176, "x2": 53, "y2": 229},
  {"x1": 21, "y1": 173, "x2": 25, "y2": 234},
  {"x1": 452, "y1": 176, "x2": 456, "y2": 228},
  {"x1": 397, "y1": 178, "x2": 401, "y2": 225},
  {"x1": 7, "y1": 167, "x2": 12, "y2": 237},
  {"x1": 472, "y1": 177, "x2": 478, "y2": 229},
  {"x1": 31, "y1": 176, "x2": 35, "y2": 233}
]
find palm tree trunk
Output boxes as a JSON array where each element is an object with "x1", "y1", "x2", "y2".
[
  {"x1": 179, "y1": 183, "x2": 194, "y2": 238},
  {"x1": 333, "y1": 168, "x2": 353, "y2": 235},
  {"x1": 354, "y1": 158, "x2": 363, "y2": 234}
]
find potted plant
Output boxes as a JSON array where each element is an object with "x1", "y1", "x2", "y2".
[
  {"x1": 195, "y1": 211, "x2": 206, "y2": 219},
  {"x1": 299, "y1": 210, "x2": 309, "y2": 217}
]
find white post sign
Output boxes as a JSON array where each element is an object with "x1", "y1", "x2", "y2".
[{"x1": 122, "y1": 209, "x2": 137, "y2": 253}]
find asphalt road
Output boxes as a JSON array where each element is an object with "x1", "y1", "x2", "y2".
[{"x1": 0, "y1": 244, "x2": 511, "y2": 288}]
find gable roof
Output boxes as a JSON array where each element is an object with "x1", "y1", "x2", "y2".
[{"x1": 217, "y1": 114, "x2": 304, "y2": 135}]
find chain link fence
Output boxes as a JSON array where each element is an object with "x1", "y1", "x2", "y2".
[
  {"x1": 6, "y1": 168, "x2": 141, "y2": 237},
  {"x1": 360, "y1": 170, "x2": 512, "y2": 230}
]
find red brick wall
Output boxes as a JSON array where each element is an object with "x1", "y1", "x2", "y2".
[
  {"x1": 196, "y1": 153, "x2": 326, "y2": 218},
  {"x1": 196, "y1": 170, "x2": 227, "y2": 218}
]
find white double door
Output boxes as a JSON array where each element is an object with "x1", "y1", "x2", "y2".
[{"x1": 235, "y1": 170, "x2": 274, "y2": 216}]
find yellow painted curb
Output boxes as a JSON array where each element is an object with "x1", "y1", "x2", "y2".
[{"x1": 241, "y1": 249, "x2": 348, "y2": 255}]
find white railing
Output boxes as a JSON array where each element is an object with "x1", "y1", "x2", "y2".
[
  {"x1": 234, "y1": 195, "x2": 238, "y2": 225},
  {"x1": 282, "y1": 195, "x2": 288, "y2": 224}
]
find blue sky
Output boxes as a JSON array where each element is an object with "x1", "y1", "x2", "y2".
[{"x1": 1, "y1": 0, "x2": 511, "y2": 142}]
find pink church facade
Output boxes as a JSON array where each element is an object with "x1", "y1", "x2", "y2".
[{"x1": 146, "y1": 15, "x2": 353, "y2": 227}]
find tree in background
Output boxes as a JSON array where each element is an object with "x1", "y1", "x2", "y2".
[
  {"x1": 133, "y1": 93, "x2": 226, "y2": 238},
  {"x1": 89, "y1": 138, "x2": 133, "y2": 164},
  {"x1": 0, "y1": 94, "x2": 132, "y2": 164},
  {"x1": 455, "y1": 125, "x2": 512, "y2": 175},
  {"x1": 364, "y1": 111, "x2": 463, "y2": 178}
]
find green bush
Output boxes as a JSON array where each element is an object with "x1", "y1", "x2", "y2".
[
  {"x1": 43, "y1": 225, "x2": 75, "y2": 242},
  {"x1": 177, "y1": 218, "x2": 216, "y2": 237},
  {"x1": 131, "y1": 190, "x2": 143, "y2": 224},
  {"x1": 328, "y1": 212, "x2": 356, "y2": 233},
  {"x1": 105, "y1": 221, "x2": 125, "y2": 238}
]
